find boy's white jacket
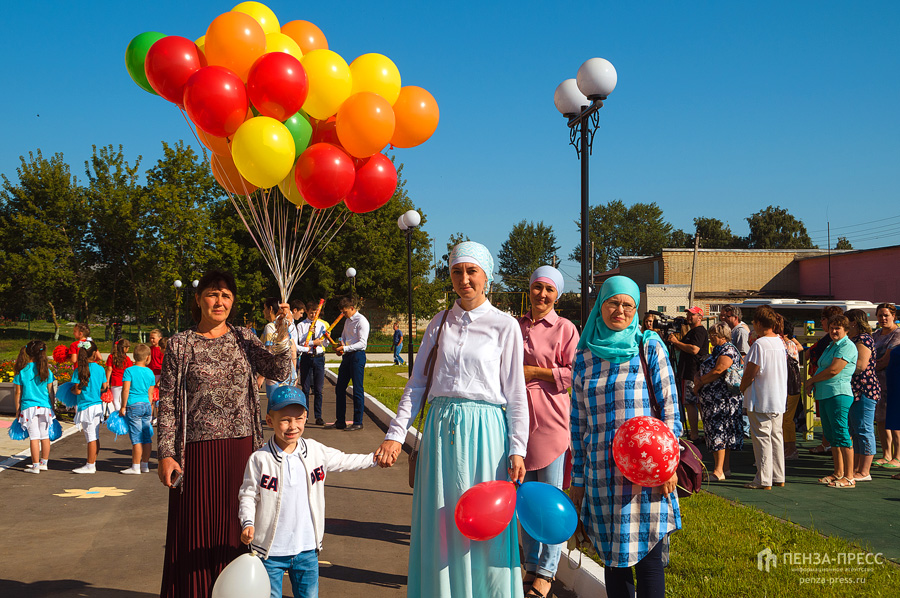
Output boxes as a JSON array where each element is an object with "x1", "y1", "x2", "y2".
[{"x1": 238, "y1": 437, "x2": 375, "y2": 557}]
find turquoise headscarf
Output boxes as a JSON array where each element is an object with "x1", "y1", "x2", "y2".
[
  {"x1": 577, "y1": 275, "x2": 664, "y2": 363},
  {"x1": 449, "y1": 241, "x2": 494, "y2": 286}
]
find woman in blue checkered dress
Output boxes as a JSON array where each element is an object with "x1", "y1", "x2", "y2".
[{"x1": 570, "y1": 276, "x2": 682, "y2": 598}]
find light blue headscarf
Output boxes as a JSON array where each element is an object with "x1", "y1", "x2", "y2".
[
  {"x1": 529, "y1": 265, "x2": 565, "y2": 296},
  {"x1": 577, "y1": 275, "x2": 664, "y2": 363},
  {"x1": 449, "y1": 241, "x2": 494, "y2": 285}
]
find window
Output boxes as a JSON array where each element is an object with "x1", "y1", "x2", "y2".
[
  {"x1": 657, "y1": 306, "x2": 666, "y2": 313},
  {"x1": 708, "y1": 304, "x2": 725, "y2": 315},
  {"x1": 677, "y1": 306, "x2": 686, "y2": 313}
]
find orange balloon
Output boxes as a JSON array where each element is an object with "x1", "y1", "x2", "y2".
[
  {"x1": 390, "y1": 86, "x2": 439, "y2": 148},
  {"x1": 336, "y1": 92, "x2": 395, "y2": 158},
  {"x1": 281, "y1": 20, "x2": 328, "y2": 54},
  {"x1": 211, "y1": 152, "x2": 258, "y2": 195},
  {"x1": 205, "y1": 12, "x2": 267, "y2": 81},
  {"x1": 195, "y1": 123, "x2": 231, "y2": 156}
]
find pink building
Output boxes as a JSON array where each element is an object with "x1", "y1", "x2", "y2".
[{"x1": 797, "y1": 245, "x2": 900, "y2": 302}]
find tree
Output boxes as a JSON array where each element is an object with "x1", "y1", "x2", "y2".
[
  {"x1": 746, "y1": 206, "x2": 815, "y2": 249},
  {"x1": 671, "y1": 217, "x2": 748, "y2": 249},
  {"x1": 0, "y1": 150, "x2": 91, "y2": 333},
  {"x1": 434, "y1": 232, "x2": 469, "y2": 292},
  {"x1": 835, "y1": 236, "x2": 853, "y2": 250},
  {"x1": 497, "y1": 220, "x2": 559, "y2": 292},
  {"x1": 570, "y1": 200, "x2": 673, "y2": 272}
]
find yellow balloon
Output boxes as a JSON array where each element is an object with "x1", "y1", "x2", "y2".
[
  {"x1": 231, "y1": 2, "x2": 280, "y2": 35},
  {"x1": 278, "y1": 171, "x2": 305, "y2": 206},
  {"x1": 231, "y1": 117, "x2": 295, "y2": 189},
  {"x1": 300, "y1": 49, "x2": 352, "y2": 120},
  {"x1": 350, "y1": 53, "x2": 401, "y2": 105},
  {"x1": 195, "y1": 35, "x2": 206, "y2": 56},
  {"x1": 264, "y1": 32, "x2": 303, "y2": 62}
]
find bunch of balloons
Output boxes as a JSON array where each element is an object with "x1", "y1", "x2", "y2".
[
  {"x1": 125, "y1": 1, "x2": 439, "y2": 214},
  {"x1": 612, "y1": 416, "x2": 681, "y2": 487},
  {"x1": 454, "y1": 481, "x2": 578, "y2": 544}
]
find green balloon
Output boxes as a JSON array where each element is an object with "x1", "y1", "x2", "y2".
[
  {"x1": 283, "y1": 110, "x2": 314, "y2": 159},
  {"x1": 125, "y1": 31, "x2": 167, "y2": 95}
]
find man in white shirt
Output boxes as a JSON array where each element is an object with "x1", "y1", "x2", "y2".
[
  {"x1": 327, "y1": 297, "x2": 370, "y2": 431},
  {"x1": 296, "y1": 300, "x2": 329, "y2": 426}
]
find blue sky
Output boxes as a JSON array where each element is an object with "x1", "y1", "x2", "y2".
[{"x1": 2, "y1": 1, "x2": 899, "y2": 289}]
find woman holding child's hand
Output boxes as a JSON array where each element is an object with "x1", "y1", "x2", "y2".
[
  {"x1": 376, "y1": 242, "x2": 528, "y2": 598},
  {"x1": 156, "y1": 270, "x2": 292, "y2": 598}
]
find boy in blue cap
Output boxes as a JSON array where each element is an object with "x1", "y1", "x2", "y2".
[{"x1": 238, "y1": 387, "x2": 376, "y2": 598}]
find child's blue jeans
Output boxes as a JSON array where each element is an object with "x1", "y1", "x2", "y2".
[{"x1": 262, "y1": 549, "x2": 318, "y2": 598}]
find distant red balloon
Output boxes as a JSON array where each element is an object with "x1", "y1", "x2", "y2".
[
  {"x1": 144, "y1": 36, "x2": 206, "y2": 105},
  {"x1": 612, "y1": 416, "x2": 680, "y2": 487},
  {"x1": 310, "y1": 116, "x2": 340, "y2": 146},
  {"x1": 183, "y1": 66, "x2": 249, "y2": 138},
  {"x1": 454, "y1": 481, "x2": 517, "y2": 541},
  {"x1": 294, "y1": 143, "x2": 355, "y2": 209},
  {"x1": 247, "y1": 52, "x2": 309, "y2": 121},
  {"x1": 344, "y1": 153, "x2": 397, "y2": 213}
]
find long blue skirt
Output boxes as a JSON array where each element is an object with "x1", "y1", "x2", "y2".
[{"x1": 408, "y1": 396, "x2": 524, "y2": 598}]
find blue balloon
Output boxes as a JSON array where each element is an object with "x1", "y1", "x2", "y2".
[
  {"x1": 515, "y1": 482, "x2": 578, "y2": 545},
  {"x1": 56, "y1": 382, "x2": 77, "y2": 408}
]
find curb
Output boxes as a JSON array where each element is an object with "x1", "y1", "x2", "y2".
[{"x1": 324, "y1": 368, "x2": 608, "y2": 597}]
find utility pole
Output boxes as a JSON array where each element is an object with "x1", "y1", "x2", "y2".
[
  {"x1": 688, "y1": 231, "x2": 700, "y2": 307},
  {"x1": 827, "y1": 222, "x2": 832, "y2": 297}
]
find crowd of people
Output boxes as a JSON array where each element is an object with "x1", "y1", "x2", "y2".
[{"x1": 12, "y1": 242, "x2": 900, "y2": 598}]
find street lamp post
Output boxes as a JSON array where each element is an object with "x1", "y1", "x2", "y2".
[
  {"x1": 398, "y1": 210, "x2": 421, "y2": 376},
  {"x1": 173, "y1": 279, "x2": 183, "y2": 332},
  {"x1": 554, "y1": 57, "x2": 617, "y2": 328},
  {"x1": 345, "y1": 267, "x2": 357, "y2": 294}
]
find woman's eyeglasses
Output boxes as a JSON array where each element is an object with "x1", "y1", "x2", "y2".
[{"x1": 604, "y1": 299, "x2": 637, "y2": 314}]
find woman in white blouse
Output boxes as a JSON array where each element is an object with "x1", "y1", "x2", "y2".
[{"x1": 376, "y1": 241, "x2": 528, "y2": 598}]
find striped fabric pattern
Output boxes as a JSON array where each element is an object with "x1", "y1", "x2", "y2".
[{"x1": 571, "y1": 337, "x2": 683, "y2": 568}]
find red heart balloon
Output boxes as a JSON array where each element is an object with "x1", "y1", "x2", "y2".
[
  {"x1": 294, "y1": 143, "x2": 355, "y2": 209},
  {"x1": 454, "y1": 481, "x2": 517, "y2": 541},
  {"x1": 612, "y1": 416, "x2": 680, "y2": 487},
  {"x1": 184, "y1": 66, "x2": 249, "y2": 138},
  {"x1": 247, "y1": 52, "x2": 309, "y2": 121},
  {"x1": 144, "y1": 36, "x2": 206, "y2": 106},
  {"x1": 344, "y1": 153, "x2": 397, "y2": 213}
]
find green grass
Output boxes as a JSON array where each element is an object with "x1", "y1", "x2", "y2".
[{"x1": 364, "y1": 369, "x2": 898, "y2": 596}]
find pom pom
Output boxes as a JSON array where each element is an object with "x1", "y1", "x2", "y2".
[
  {"x1": 8, "y1": 419, "x2": 28, "y2": 441},
  {"x1": 56, "y1": 382, "x2": 77, "y2": 408},
  {"x1": 101, "y1": 389, "x2": 113, "y2": 403},
  {"x1": 52, "y1": 345, "x2": 69, "y2": 363},
  {"x1": 105, "y1": 411, "x2": 129, "y2": 437},
  {"x1": 49, "y1": 418, "x2": 62, "y2": 441}
]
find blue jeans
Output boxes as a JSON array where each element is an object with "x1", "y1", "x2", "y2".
[
  {"x1": 335, "y1": 351, "x2": 366, "y2": 426},
  {"x1": 849, "y1": 394, "x2": 877, "y2": 456},
  {"x1": 262, "y1": 550, "x2": 318, "y2": 598},
  {"x1": 393, "y1": 343, "x2": 404, "y2": 365},
  {"x1": 125, "y1": 402, "x2": 153, "y2": 445},
  {"x1": 521, "y1": 451, "x2": 566, "y2": 578},
  {"x1": 299, "y1": 353, "x2": 325, "y2": 420}
]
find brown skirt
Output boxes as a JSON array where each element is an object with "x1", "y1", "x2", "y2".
[{"x1": 160, "y1": 436, "x2": 254, "y2": 598}]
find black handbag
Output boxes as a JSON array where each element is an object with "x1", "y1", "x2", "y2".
[{"x1": 639, "y1": 343, "x2": 704, "y2": 498}]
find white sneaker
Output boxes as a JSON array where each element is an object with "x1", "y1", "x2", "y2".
[
  {"x1": 38, "y1": 461, "x2": 48, "y2": 471},
  {"x1": 73, "y1": 463, "x2": 96, "y2": 474},
  {"x1": 120, "y1": 467, "x2": 142, "y2": 475},
  {"x1": 24, "y1": 464, "x2": 40, "y2": 474}
]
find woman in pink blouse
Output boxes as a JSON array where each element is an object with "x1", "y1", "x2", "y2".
[{"x1": 518, "y1": 266, "x2": 579, "y2": 598}]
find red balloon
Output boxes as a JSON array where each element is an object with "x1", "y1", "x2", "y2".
[
  {"x1": 454, "y1": 481, "x2": 517, "y2": 541},
  {"x1": 183, "y1": 66, "x2": 249, "y2": 138},
  {"x1": 612, "y1": 416, "x2": 680, "y2": 487},
  {"x1": 294, "y1": 143, "x2": 355, "y2": 209},
  {"x1": 310, "y1": 116, "x2": 340, "y2": 146},
  {"x1": 344, "y1": 153, "x2": 397, "y2": 213},
  {"x1": 144, "y1": 36, "x2": 206, "y2": 105},
  {"x1": 247, "y1": 52, "x2": 309, "y2": 121}
]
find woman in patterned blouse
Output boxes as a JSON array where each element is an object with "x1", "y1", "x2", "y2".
[
  {"x1": 157, "y1": 270, "x2": 292, "y2": 598},
  {"x1": 845, "y1": 309, "x2": 880, "y2": 482},
  {"x1": 570, "y1": 276, "x2": 681, "y2": 598}
]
